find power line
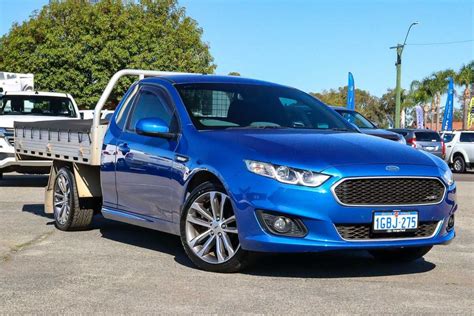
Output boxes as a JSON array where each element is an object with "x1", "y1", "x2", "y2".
[{"x1": 406, "y1": 39, "x2": 474, "y2": 46}]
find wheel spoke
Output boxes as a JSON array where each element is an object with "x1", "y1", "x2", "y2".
[
  {"x1": 187, "y1": 214, "x2": 211, "y2": 228},
  {"x1": 57, "y1": 176, "x2": 65, "y2": 193},
  {"x1": 222, "y1": 227, "x2": 238, "y2": 234},
  {"x1": 57, "y1": 204, "x2": 65, "y2": 220},
  {"x1": 197, "y1": 235, "x2": 215, "y2": 257},
  {"x1": 191, "y1": 202, "x2": 213, "y2": 221},
  {"x1": 221, "y1": 215, "x2": 236, "y2": 225},
  {"x1": 209, "y1": 192, "x2": 220, "y2": 219},
  {"x1": 219, "y1": 194, "x2": 226, "y2": 220},
  {"x1": 189, "y1": 229, "x2": 212, "y2": 248},
  {"x1": 221, "y1": 232, "x2": 235, "y2": 257},
  {"x1": 215, "y1": 235, "x2": 225, "y2": 263}
]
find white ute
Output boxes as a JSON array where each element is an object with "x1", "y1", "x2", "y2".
[{"x1": 0, "y1": 91, "x2": 80, "y2": 178}]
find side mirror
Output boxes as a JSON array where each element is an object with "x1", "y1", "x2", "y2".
[{"x1": 136, "y1": 118, "x2": 176, "y2": 139}]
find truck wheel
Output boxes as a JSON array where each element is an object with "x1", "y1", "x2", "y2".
[
  {"x1": 53, "y1": 167, "x2": 93, "y2": 231},
  {"x1": 180, "y1": 181, "x2": 253, "y2": 273},
  {"x1": 453, "y1": 156, "x2": 466, "y2": 173},
  {"x1": 369, "y1": 246, "x2": 432, "y2": 263}
]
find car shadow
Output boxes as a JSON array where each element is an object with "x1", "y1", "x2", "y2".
[
  {"x1": 94, "y1": 215, "x2": 195, "y2": 268},
  {"x1": 244, "y1": 251, "x2": 435, "y2": 278},
  {"x1": 0, "y1": 174, "x2": 48, "y2": 187},
  {"x1": 21, "y1": 205, "x2": 437, "y2": 277}
]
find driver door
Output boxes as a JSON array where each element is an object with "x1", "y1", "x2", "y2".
[{"x1": 115, "y1": 84, "x2": 179, "y2": 222}]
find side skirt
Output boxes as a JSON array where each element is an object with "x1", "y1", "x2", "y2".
[{"x1": 101, "y1": 207, "x2": 180, "y2": 236}]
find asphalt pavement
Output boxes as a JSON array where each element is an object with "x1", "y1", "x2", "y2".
[{"x1": 0, "y1": 173, "x2": 473, "y2": 314}]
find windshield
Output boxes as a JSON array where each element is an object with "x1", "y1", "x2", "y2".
[
  {"x1": 335, "y1": 109, "x2": 376, "y2": 129},
  {"x1": 176, "y1": 83, "x2": 354, "y2": 131},
  {"x1": 0, "y1": 95, "x2": 77, "y2": 117}
]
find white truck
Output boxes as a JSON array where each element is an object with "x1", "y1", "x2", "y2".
[
  {"x1": 0, "y1": 72, "x2": 34, "y2": 92},
  {"x1": 441, "y1": 130, "x2": 474, "y2": 173},
  {"x1": 0, "y1": 91, "x2": 81, "y2": 178}
]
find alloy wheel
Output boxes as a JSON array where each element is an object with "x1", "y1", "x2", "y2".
[
  {"x1": 54, "y1": 173, "x2": 71, "y2": 225},
  {"x1": 454, "y1": 160, "x2": 462, "y2": 172},
  {"x1": 185, "y1": 191, "x2": 240, "y2": 264}
]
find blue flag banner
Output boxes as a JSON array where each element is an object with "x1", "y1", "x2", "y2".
[
  {"x1": 442, "y1": 77, "x2": 454, "y2": 131},
  {"x1": 415, "y1": 105, "x2": 424, "y2": 129},
  {"x1": 347, "y1": 72, "x2": 355, "y2": 110}
]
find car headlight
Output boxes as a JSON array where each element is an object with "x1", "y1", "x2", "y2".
[
  {"x1": 244, "y1": 160, "x2": 330, "y2": 187},
  {"x1": 0, "y1": 128, "x2": 6, "y2": 138},
  {"x1": 442, "y1": 168, "x2": 454, "y2": 186}
]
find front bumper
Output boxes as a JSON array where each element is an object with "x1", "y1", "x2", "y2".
[
  {"x1": 227, "y1": 164, "x2": 457, "y2": 253},
  {"x1": 0, "y1": 138, "x2": 51, "y2": 173}
]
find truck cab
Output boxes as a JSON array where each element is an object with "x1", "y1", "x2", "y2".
[{"x1": 0, "y1": 91, "x2": 80, "y2": 178}]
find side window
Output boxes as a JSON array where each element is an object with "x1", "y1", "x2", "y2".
[
  {"x1": 126, "y1": 85, "x2": 177, "y2": 133},
  {"x1": 115, "y1": 85, "x2": 139, "y2": 130},
  {"x1": 460, "y1": 133, "x2": 474, "y2": 143}
]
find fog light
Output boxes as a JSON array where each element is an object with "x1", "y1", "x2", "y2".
[
  {"x1": 447, "y1": 215, "x2": 455, "y2": 231},
  {"x1": 273, "y1": 216, "x2": 291, "y2": 233},
  {"x1": 258, "y1": 211, "x2": 307, "y2": 237}
]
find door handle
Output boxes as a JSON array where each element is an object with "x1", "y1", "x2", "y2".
[{"x1": 118, "y1": 143, "x2": 130, "y2": 155}]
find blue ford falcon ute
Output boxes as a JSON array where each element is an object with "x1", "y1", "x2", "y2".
[{"x1": 98, "y1": 74, "x2": 456, "y2": 272}]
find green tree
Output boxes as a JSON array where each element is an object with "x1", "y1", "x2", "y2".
[
  {"x1": 228, "y1": 72, "x2": 241, "y2": 76},
  {"x1": 0, "y1": 0, "x2": 215, "y2": 109},
  {"x1": 455, "y1": 61, "x2": 474, "y2": 129},
  {"x1": 311, "y1": 86, "x2": 384, "y2": 126},
  {"x1": 409, "y1": 79, "x2": 432, "y2": 128}
]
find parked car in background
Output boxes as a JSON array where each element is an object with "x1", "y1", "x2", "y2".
[
  {"x1": 14, "y1": 70, "x2": 456, "y2": 272},
  {"x1": 331, "y1": 106, "x2": 406, "y2": 144},
  {"x1": 0, "y1": 72, "x2": 34, "y2": 92},
  {"x1": 441, "y1": 131, "x2": 474, "y2": 173},
  {"x1": 0, "y1": 91, "x2": 80, "y2": 178},
  {"x1": 79, "y1": 109, "x2": 114, "y2": 121},
  {"x1": 390, "y1": 129, "x2": 445, "y2": 159}
]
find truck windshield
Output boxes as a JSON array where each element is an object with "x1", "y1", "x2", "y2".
[
  {"x1": 0, "y1": 95, "x2": 77, "y2": 117},
  {"x1": 176, "y1": 83, "x2": 354, "y2": 131}
]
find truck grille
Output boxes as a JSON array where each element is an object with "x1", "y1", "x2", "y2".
[
  {"x1": 333, "y1": 177, "x2": 445, "y2": 206},
  {"x1": 335, "y1": 221, "x2": 439, "y2": 240},
  {"x1": 4, "y1": 128, "x2": 14, "y2": 146}
]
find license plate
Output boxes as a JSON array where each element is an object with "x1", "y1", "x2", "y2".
[
  {"x1": 424, "y1": 146, "x2": 435, "y2": 151},
  {"x1": 373, "y1": 211, "x2": 418, "y2": 232}
]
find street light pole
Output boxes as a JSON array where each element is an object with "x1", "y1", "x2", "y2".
[{"x1": 391, "y1": 21, "x2": 419, "y2": 128}]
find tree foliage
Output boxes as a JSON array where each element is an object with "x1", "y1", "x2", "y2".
[
  {"x1": 0, "y1": 0, "x2": 215, "y2": 109},
  {"x1": 311, "y1": 86, "x2": 394, "y2": 127}
]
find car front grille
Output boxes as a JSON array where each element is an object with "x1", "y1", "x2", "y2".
[
  {"x1": 4, "y1": 128, "x2": 14, "y2": 146},
  {"x1": 333, "y1": 177, "x2": 445, "y2": 206},
  {"x1": 335, "y1": 221, "x2": 439, "y2": 240}
]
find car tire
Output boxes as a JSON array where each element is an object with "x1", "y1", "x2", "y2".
[
  {"x1": 180, "y1": 181, "x2": 253, "y2": 273},
  {"x1": 452, "y1": 155, "x2": 466, "y2": 173},
  {"x1": 53, "y1": 167, "x2": 93, "y2": 231},
  {"x1": 369, "y1": 246, "x2": 432, "y2": 263}
]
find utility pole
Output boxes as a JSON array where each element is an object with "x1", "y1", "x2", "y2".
[{"x1": 390, "y1": 22, "x2": 419, "y2": 128}]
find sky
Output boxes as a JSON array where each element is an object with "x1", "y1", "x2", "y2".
[{"x1": 1, "y1": 0, "x2": 473, "y2": 105}]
